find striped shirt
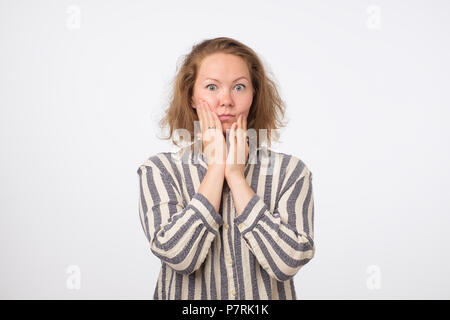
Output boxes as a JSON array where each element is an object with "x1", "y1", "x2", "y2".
[{"x1": 137, "y1": 140, "x2": 315, "y2": 300}]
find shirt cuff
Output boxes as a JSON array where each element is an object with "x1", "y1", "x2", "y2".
[
  {"x1": 190, "y1": 192, "x2": 224, "y2": 233},
  {"x1": 234, "y1": 193, "x2": 265, "y2": 235}
]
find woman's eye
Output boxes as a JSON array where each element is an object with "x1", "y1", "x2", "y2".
[{"x1": 205, "y1": 83, "x2": 246, "y2": 91}]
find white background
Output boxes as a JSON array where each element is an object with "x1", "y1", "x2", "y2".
[{"x1": 1, "y1": 0, "x2": 449, "y2": 299}]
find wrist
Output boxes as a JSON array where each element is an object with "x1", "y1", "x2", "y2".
[
  {"x1": 225, "y1": 173, "x2": 245, "y2": 186},
  {"x1": 207, "y1": 163, "x2": 226, "y2": 174}
]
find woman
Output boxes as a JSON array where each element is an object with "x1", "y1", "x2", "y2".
[{"x1": 137, "y1": 37, "x2": 315, "y2": 300}]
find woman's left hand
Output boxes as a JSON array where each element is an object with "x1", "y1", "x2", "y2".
[{"x1": 225, "y1": 114, "x2": 249, "y2": 181}]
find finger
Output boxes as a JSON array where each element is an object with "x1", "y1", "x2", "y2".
[
  {"x1": 236, "y1": 115, "x2": 245, "y2": 164},
  {"x1": 201, "y1": 101, "x2": 214, "y2": 143},
  {"x1": 200, "y1": 100, "x2": 212, "y2": 134},
  {"x1": 204, "y1": 101, "x2": 215, "y2": 130},
  {"x1": 235, "y1": 114, "x2": 241, "y2": 139},
  {"x1": 210, "y1": 106, "x2": 223, "y2": 133},
  {"x1": 243, "y1": 113, "x2": 248, "y2": 147},
  {"x1": 197, "y1": 102, "x2": 205, "y2": 135},
  {"x1": 230, "y1": 123, "x2": 236, "y2": 164},
  {"x1": 239, "y1": 114, "x2": 244, "y2": 137},
  {"x1": 199, "y1": 103, "x2": 211, "y2": 143},
  {"x1": 241, "y1": 114, "x2": 247, "y2": 137},
  {"x1": 241, "y1": 114, "x2": 248, "y2": 161},
  {"x1": 200, "y1": 102, "x2": 211, "y2": 137},
  {"x1": 244, "y1": 114, "x2": 249, "y2": 154},
  {"x1": 237, "y1": 113, "x2": 242, "y2": 131},
  {"x1": 227, "y1": 122, "x2": 236, "y2": 164},
  {"x1": 234, "y1": 122, "x2": 239, "y2": 164}
]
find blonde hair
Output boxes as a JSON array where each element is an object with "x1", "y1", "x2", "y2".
[{"x1": 158, "y1": 37, "x2": 287, "y2": 149}]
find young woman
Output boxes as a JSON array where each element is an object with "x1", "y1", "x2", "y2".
[{"x1": 137, "y1": 37, "x2": 315, "y2": 300}]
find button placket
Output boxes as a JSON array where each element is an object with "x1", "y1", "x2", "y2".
[
  {"x1": 229, "y1": 191, "x2": 240, "y2": 299},
  {"x1": 221, "y1": 188, "x2": 237, "y2": 299}
]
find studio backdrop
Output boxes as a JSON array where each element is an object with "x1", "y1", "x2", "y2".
[{"x1": 1, "y1": 0, "x2": 449, "y2": 299}]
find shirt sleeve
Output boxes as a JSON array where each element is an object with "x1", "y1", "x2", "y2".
[
  {"x1": 233, "y1": 161, "x2": 315, "y2": 281},
  {"x1": 137, "y1": 163, "x2": 224, "y2": 275}
]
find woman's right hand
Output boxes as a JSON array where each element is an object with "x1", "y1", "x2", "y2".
[{"x1": 194, "y1": 99, "x2": 227, "y2": 167}]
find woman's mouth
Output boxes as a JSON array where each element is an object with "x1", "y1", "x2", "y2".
[{"x1": 218, "y1": 115, "x2": 234, "y2": 121}]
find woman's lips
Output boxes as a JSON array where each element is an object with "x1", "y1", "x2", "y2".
[{"x1": 218, "y1": 115, "x2": 234, "y2": 121}]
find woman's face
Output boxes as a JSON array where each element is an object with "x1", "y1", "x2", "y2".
[{"x1": 192, "y1": 52, "x2": 254, "y2": 135}]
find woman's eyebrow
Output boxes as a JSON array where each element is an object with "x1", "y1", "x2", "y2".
[{"x1": 203, "y1": 76, "x2": 248, "y2": 83}]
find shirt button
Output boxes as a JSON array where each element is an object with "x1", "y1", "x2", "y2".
[
  {"x1": 223, "y1": 224, "x2": 229, "y2": 230},
  {"x1": 231, "y1": 290, "x2": 236, "y2": 296},
  {"x1": 226, "y1": 257, "x2": 232, "y2": 265}
]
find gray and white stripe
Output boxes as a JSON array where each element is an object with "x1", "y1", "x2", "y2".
[{"x1": 137, "y1": 142, "x2": 315, "y2": 300}]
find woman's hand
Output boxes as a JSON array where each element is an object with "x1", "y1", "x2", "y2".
[
  {"x1": 225, "y1": 113, "x2": 249, "y2": 181},
  {"x1": 194, "y1": 99, "x2": 227, "y2": 168}
]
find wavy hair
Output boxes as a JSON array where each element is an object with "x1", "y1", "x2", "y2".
[{"x1": 157, "y1": 37, "x2": 287, "y2": 149}]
